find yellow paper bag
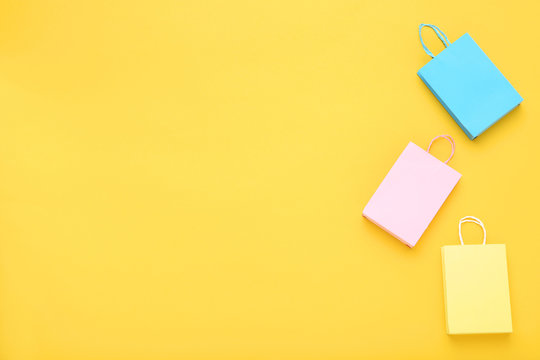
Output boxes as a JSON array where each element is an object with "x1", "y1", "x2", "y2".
[{"x1": 441, "y1": 216, "x2": 512, "y2": 334}]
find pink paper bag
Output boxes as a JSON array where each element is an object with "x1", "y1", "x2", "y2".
[{"x1": 363, "y1": 135, "x2": 461, "y2": 247}]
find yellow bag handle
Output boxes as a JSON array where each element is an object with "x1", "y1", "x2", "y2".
[{"x1": 459, "y1": 216, "x2": 486, "y2": 245}]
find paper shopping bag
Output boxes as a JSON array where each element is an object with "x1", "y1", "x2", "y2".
[
  {"x1": 363, "y1": 135, "x2": 461, "y2": 248},
  {"x1": 442, "y1": 217, "x2": 512, "y2": 334},
  {"x1": 417, "y1": 24, "x2": 523, "y2": 140}
]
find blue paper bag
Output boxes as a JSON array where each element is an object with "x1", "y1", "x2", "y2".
[{"x1": 417, "y1": 24, "x2": 523, "y2": 140}]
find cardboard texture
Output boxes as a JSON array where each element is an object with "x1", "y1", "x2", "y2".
[
  {"x1": 418, "y1": 32, "x2": 523, "y2": 139},
  {"x1": 363, "y1": 141, "x2": 461, "y2": 247},
  {"x1": 442, "y1": 244, "x2": 512, "y2": 334}
]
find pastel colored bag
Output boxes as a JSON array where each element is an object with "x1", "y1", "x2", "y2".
[
  {"x1": 417, "y1": 24, "x2": 523, "y2": 140},
  {"x1": 442, "y1": 217, "x2": 512, "y2": 334},
  {"x1": 363, "y1": 135, "x2": 461, "y2": 248}
]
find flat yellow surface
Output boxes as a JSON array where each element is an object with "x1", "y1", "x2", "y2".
[{"x1": 0, "y1": 1, "x2": 539, "y2": 359}]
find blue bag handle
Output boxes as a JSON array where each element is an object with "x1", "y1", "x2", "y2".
[{"x1": 419, "y1": 24, "x2": 451, "y2": 58}]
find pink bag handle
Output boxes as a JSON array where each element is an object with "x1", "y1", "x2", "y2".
[{"x1": 427, "y1": 135, "x2": 455, "y2": 164}]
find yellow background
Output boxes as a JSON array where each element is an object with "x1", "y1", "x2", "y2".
[{"x1": 0, "y1": 0, "x2": 539, "y2": 359}]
